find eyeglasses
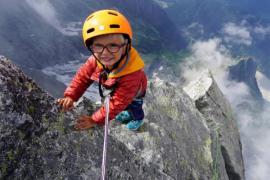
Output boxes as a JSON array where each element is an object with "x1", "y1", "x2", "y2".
[{"x1": 90, "y1": 43, "x2": 126, "y2": 53}]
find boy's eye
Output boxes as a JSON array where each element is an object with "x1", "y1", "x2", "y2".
[
  {"x1": 93, "y1": 44, "x2": 104, "y2": 48},
  {"x1": 108, "y1": 43, "x2": 119, "y2": 48},
  {"x1": 91, "y1": 42, "x2": 125, "y2": 53}
]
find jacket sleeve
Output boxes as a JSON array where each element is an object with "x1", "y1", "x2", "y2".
[
  {"x1": 64, "y1": 57, "x2": 96, "y2": 101},
  {"x1": 91, "y1": 70, "x2": 146, "y2": 125}
]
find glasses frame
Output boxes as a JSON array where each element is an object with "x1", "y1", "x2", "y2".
[{"x1": 90, "y1": 43, "x2": 127, "y2": 53}]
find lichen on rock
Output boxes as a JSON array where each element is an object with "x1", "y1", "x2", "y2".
[{"x1": 0, "y1": 57, "x2": 244, "y2": 179}]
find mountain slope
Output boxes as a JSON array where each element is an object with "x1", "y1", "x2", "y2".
[
  {"x1": 0, "y1": 0, "x2": 186, "y2": 70},
  {"x1": 0, "y1": 0, "x2": 83, "y2": 69},
  {"x1": 229, "y1": 57, "x2": 263, "y2": 102}
]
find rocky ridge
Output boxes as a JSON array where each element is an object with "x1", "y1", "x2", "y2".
[{"x1": 0, "y1": 56, "x2": 244, "y2": 179}]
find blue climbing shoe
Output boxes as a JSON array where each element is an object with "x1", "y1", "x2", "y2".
[
  {"x1": 126, "y1": 120, "x2": 144, "y2": 131},
  {"x1": 115, "y1": 111, "x2": 132, "y2": 123}
]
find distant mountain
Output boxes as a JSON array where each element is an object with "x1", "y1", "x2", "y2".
[
  {"x1": 1, "y1": 0, "x2": 270, "y2": 99},
  {"x1": 228, "y1": 57, "x2": 263, "y2": 102},
  {"x1": 22, "y1": 66, "x2": 66, "y2": 98},
  {"x1": 158, "y1": 0, "x2": 270, "y2": 79},
  {"x1": 0, "y1": 0, "x2": 84, "y2": 69},
  {"x1": 0, "y1": 0, "x2": 186, "y2": 70},
  {"x1": 102, "y1": 0, "x2": 187, "y2": 52},
  {"x1": 160, "y1": 0, "x2": 270, "y2": 32}
]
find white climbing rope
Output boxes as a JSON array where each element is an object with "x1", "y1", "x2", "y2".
[{"x1": 101, "y1": 95, "x2": 110, "y2": 180}]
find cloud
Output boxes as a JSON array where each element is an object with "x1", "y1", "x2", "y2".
[
  {"x1": 183, "y1": 22, "x2": 204, "y2": 40},
  {"x1": 153, "y1": 0, "x2": 170, "y2": 8},
  {"x1": 222, "y1": 22, "x2": 252, "y2": 46},
  {"x1": 181, "y1": 36, "x2": 270, "y2": 180},
  {"x1": 215, "y1": 72, "x2": 250, "y2": 106},
  {"x1": 181, "y1": 36, "x2": 251, "y2": 108},
  {"x1": 254, "y1": 25, "x2": 270, "y2": 36},
  {"x1": 26, "y1": 0, "x2": 61, "y2": 29},
  {"x1": 239, "y1": 104, "x2": 270, "y2": 180},
  {"x1": 256, "y1": 71, "x2": 270, "y2": 102},
  {"x1": 181, "y1": 38, "x2": 232, "y2": 83},
  {"x1": 26, "y1": 0, "x2": 79, "y2": 36}
]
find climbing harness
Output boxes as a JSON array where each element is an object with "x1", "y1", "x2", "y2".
[{"x1": 101, "y1": 94, "x2": 110, "y2": 180}]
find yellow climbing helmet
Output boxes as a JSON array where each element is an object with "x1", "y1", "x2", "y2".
[{"x1": 82, "y1": 9, "x2": 133, "y2": 48}]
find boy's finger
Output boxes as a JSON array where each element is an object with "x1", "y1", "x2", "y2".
[
  {"x1": 77, "y1": 117, "x2": 87, "y2": 124},
  {"x1": 63, "y1": 100, "x2": 70, "y2": 109},
  {"x1": 57, "y1": 99, "x2": 65, "y2": 107},
  {"x1": 75, "y1": 122, "x2": 86, "y2": 130},
  {"x1": 57, "y1": 98, "x2": 63, "y2": 104}
]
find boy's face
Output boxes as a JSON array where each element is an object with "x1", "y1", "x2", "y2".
[{"x1": 91, "y1": 34, "x2": 127, "y2": 67}]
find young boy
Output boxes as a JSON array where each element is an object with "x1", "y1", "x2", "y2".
[{"x1": 57, "y1": 9, "x2": 147, "y2": 131}]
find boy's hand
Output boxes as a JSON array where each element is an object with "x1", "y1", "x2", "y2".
[
  {"x1": 75, "y1": 115, "x2": 96, "y2": 130},
  {"x1": 57, "y1": 97, "x2": 74, "y2": 111}
]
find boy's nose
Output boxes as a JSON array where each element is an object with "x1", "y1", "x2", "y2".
[{"x1": 102, "y1": 47, "x2": 111, "y2": 54}]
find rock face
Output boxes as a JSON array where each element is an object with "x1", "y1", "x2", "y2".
[
  {"x1": 184, "y1": 70, "x2": 245, "y2": 180},
  {"x1": 0, "y1": 57, "x2": 244, "y2": 179}
]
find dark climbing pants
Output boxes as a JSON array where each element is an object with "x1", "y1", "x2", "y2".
[{"x1": 126, "y1": 99, "x2": 144, "y2": 120}]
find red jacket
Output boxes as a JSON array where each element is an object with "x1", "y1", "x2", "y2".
[{"x1": 64, "y1": 47, "x2": 147, "y2": 125}]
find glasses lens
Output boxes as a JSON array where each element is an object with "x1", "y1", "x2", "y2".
[
  {"x1": 107, "y1": 44, "x2": 121, "y2": 53},
  {"x1": 91, "y1": 43, "x2": 126, "y2": 53},
  {"x1": 92, "y1": 45, "x2": 103, "y2": 53}
]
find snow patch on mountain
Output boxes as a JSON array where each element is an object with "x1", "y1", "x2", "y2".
[{"x1": 42, "y1": 59, "x2": 100, "y2": 102}]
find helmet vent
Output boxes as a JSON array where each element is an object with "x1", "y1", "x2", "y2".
[
  {"x1": 87, "y1": 28, "x2": 95, "y2": 34},
  {"x1": 108, "y1": 11, "x2": 118, "y2": 16},
  {"x1": 110, "y1": 24, "x2": 120, "y2": 29}
]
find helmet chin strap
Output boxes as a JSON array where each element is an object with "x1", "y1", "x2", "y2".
[{"x1": 89, "y1": 48, "x2": 110, "y2": 74}]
